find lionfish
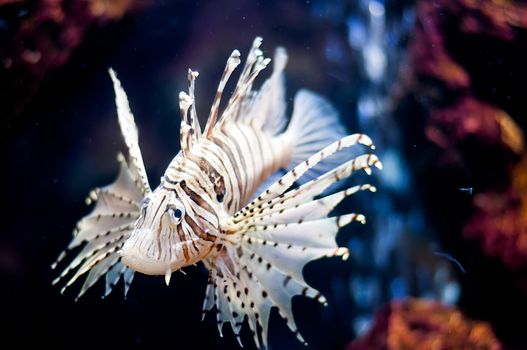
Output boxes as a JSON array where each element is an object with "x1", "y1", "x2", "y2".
[{"x1": 52, "y1": 37, "x2": 382, "y2": 348}]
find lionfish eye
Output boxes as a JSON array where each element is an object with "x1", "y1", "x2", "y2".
[
  {"x1": 173, "y1": 209, "x2": 182, "y2": 219},
  {"x1": 169, "y1": 206, "x2": 184, "y2": 223}
]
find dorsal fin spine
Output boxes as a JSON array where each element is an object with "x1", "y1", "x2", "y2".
[{"x1": 203, "y1": 50, "x2": 242, "y2": 138}]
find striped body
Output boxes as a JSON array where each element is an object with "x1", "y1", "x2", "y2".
[
  {"x1": 52, "y1": 38, "x2": 382, "y2": 349},
  {"x1": 166, "y1": 122, "x2": 290, "y2": 214}
]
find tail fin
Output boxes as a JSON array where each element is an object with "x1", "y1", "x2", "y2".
[{"x1": 284, "y1": 90, "x2": 351, "y2": 184}]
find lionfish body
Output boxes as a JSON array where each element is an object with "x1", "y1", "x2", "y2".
[{"x1": 53, "y1": 38, "x2": 382, "y2": 348}]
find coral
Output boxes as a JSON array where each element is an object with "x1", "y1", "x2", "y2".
[
  {"x1": 408, "y1": 1, "x2": 470, "y2": 91},
  {"x1": 413, "y1": 1, "x2": 527, "y2": 269},
  {"x1": 0, "y1": 0, "x2": 142, "y2": 76},
  {"x1": 398, "y1": 0, "x2": 527, "y2": 346},
  {"x1": 458, "y1": 0, "x2": 527, "y2": 40},
  {"x1": 404, "y1": 0, "x2": 527, "y2": 269},
  {"x1": 407, "y1": 0, "x2": 527, "y2": 94},
  {"x1": 465, "y1": 156, "x2": 527, "y2": 268},
  {"x1": 348, "y1": 299, "x2": 502, "y2": 350},
  {"x1": 426, "y1": 96, "x2": 524, "y2": 161},
  {"x1": 89, "y1": 0, "x2": 134, "y2": 20},
  {"x1": 0, "y1": 0, "x2": 148, "y2": 119}
]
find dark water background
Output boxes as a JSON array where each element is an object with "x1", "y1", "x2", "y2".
[{"x1": 2, "y1": 0, "x2": 527, "y2": 349}]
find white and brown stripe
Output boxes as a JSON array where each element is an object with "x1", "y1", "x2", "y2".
[{"x1": 164, "y1": 122, "x2": 289, "y2": 216}]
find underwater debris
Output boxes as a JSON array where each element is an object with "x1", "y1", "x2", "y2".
[
  {"x1": 434, "y1": 251, "x2": 466, "y2": 274},
  {"x1": 347, "y1": 298, "x2": 502, "y2": 350},
  {"x1": 458, "y1": 187, "x2": 473, "y2": 195}
]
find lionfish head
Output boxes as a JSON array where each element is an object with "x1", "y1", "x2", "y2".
[{"x1": 120, "y1": 185, "x2": 213, "y2": 278}]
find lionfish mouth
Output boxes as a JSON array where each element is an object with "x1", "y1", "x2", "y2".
[
  {"x1": 120, "y1": 228, "x2": 196, "y2": 278},
  {"x1": 119, "y1": 230, "x2": 172, "y2": 276},
  {"x1": 120, "y1": 252, "x2": 171, "y2": 276}
]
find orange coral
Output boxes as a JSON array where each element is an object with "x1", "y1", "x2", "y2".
[
  {"x1": 460, "y1": 0, "x2": 527, "y2": 39},
  {"x1": 348, "y1": 299, "x2": 502, "y2": 350},
  {"x1": 89, "y1": 0, "x2": 137, "y2": 21}
]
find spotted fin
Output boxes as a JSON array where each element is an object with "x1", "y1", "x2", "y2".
[
  {"x1": 202, "y1": 136, "x2": 382, "y2": 349},
  {"x1": 190, "y1": 37, "x2": 288, "y2": 139},
  {"x1": 240, "y1": 46, "x2": 289, "y2": 135},
  {"x1": 52, "y1": 70, "x2": 150, "y2": 299},
  {"x1": 52, "y1": 154, "x2": 141, "y2": 300},
  {"x1": 108, "y1": 69, "x2": 151, "y2": 195},
  {"x1": 251, "y1": 169, "x2": 285, "y2": 203}
]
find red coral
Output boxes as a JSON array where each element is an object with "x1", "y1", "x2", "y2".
[
  {"x1": 426, "y1": 96, "x2": 523, "y2": 161},
  {"x1": 348, "y1": 299, "x2": 502, "y2": 350},
  {"x1": 0, "y1": 0, "x2": 145, "y2": 76},
  {"x1": 408, "y1": 1, "x2": 470, "y2": 91},
  {"x1": 465, "y1": 156, "x2": 527, "y2": 268},
  {"x1": 408, "y1": 0, "x2": 527, "y2": 92},
  {"x1": 0, "y1": 0, "x2": 149, "y2": 118},
  {"x1": 407, "y1": 0, "x2": 527, "y2": 270}
]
